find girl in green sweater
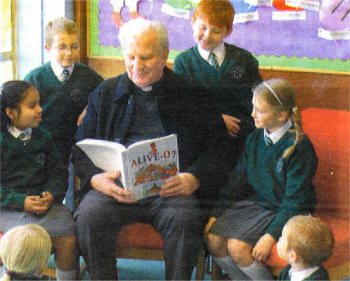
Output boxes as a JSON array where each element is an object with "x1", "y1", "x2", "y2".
[
  {"x1": 204, "y1": 79, "x2": 318, "y2": 280},
  {"x1": 0, "y1": 81, "x2": 78, "y2": 280}
]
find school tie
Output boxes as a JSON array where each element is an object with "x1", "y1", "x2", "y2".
[
  {"x1": 18, "y1": 132, "x2": 30, "y2": 145},
  {"x1": 62, "y1": 68, "x2": 70, "y2": 84},
  {"x1": 208, "y1": 51, "x2": 219, "y2": 71},
  {"x1": 264, "y1": 135, "x2": 273, "y2": 147}
]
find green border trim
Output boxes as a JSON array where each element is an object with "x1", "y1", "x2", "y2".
[{"x1": 89, "y1": 0, "x2": 349, "y2": 73}]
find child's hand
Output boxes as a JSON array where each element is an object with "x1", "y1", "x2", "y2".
[
  {"x1": 252, "y1": 233, "x2": 275, "y2": 262},
  {"x1": 222, "y1": 114, "x2": 240, "y2": 138},
  {"x1": 41, "y1": 192, "x2": 54, "y2": 208},
  {"x1": 24, "y1": 195, "x2": 48, "y2": 215},
  {"x1": 77, "y1": 106, "x2": 87, "y2": 126}
]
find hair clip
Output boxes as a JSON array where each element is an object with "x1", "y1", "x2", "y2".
[{"x1": 263, "y1": 82, "x2": 284, "y2": 107}]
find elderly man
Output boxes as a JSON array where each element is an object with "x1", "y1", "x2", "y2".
[{"x1": 72, "y1": 18, "x2": 233, "y2": 280}]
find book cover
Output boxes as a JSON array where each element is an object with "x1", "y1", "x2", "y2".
[{"x1": 76, "y1": 134, "x2": 179, "y2": 200}]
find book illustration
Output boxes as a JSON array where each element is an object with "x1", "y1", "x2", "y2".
[{"x1": 76, "y1": 134, "x2": 179, "y2": 200}]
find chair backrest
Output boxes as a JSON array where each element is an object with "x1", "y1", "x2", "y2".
[{"x1": 301, "y1": 108, "x2": 350, "y2": 220}]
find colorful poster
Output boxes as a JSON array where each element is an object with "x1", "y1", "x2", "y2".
[{"x1": 89, "y1": 0, "x2": 350, "y2": 72}]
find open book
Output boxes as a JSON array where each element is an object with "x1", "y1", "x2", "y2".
[{"x1": 76, "y1": 134, "x2": 179, "y2": 200}]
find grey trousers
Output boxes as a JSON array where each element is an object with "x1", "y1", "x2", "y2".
[{"x1": 74, "y1": 189, "x2": 205, "y2": 280}]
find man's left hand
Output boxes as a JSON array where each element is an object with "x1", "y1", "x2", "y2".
[{"x1": 159, "y1": 173, "x2": 199, "y2": 197}]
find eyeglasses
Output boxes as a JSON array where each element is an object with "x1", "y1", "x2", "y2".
[{"x1": 53, "y1": 44, "x2": 80, "y2": 53}]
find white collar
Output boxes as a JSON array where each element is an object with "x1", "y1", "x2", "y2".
[
  {"x1": 289, "y1": 266, "x2": 319, "y2": 281},
  {"x1": 50, "y1": 60, "x2": 74, "y2": 80},
  {"x1": 198, "y1": 42, "x2": 226, "y2": 66},
  {"x1": 8, "y1": 124, "x2": 32, "y2": 140},
  {"x1": 264, "y1": 119, "x2": 292, "y2": 144}
]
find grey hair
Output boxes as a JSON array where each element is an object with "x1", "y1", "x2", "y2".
[{"x1": 118, "y1": 18, "x2": 169, "y2": 55}]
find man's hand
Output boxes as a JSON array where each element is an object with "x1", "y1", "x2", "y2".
[
  {"x1": 24, "y1": 195, "x2": 48, "y2": 215},
  {"x1": 252, "y1": 233, "x2": 275, "y2": 262},
  {"x1": 159, "y1": 173, "x2": 199, "y2": 197},
  {"x1": 91, "y1": 171, "x2": 137, "y2": 203},
  {"x1": 222, "y1": 114, "x2": 241, "y2": 138}
]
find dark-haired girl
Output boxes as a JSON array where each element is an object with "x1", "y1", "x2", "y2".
[{"x1": 0, "y1": 81, "x2": 78, "y2": 280}]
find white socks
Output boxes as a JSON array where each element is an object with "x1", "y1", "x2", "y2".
[
  {"x1": 238, "y1": 260, "x2": 273, "y2": 280},
  {"x1": 55, "y1": 268, "x2": 78, "y2": 281}
]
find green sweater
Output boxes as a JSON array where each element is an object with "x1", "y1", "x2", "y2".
[
  {"x1": 0, "y1": 128, "x2": 68, "y2": 211},
  {"x1": 174, "y1": 43, "x2": 262, "y2": 142},
  {"x1": 278, "y1": 265, "x2": 330, "y2": 281},
  {"x1": 24, "y1": 62, "x2": 103, "y2": 163},
  {"x1": 216, "y1": 129, "x2": 318, "y2": 240}
]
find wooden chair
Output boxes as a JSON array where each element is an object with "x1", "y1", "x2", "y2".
[{"x1": 75, "y1": 177, "x2": 206, "y2": 280}]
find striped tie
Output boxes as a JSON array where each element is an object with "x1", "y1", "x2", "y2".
[
  {"x1": 62, "y1": 68, "x2": 70, "y2": 84},
  {"x1": 208, "y1": 52, "x2": 219, "y2": 71},
  {"x1": 264, "y1": 135, "x2": 273, "y2": 147}
]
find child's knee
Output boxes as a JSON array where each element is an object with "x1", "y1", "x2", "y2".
[
  {"x1": 52, "y1": 235, "x2": 77, "y2": 252},
  {"x1": 227, "y1": 239, "x2": 253, "y2": 265},
  {"x1": 207, "y1": 233, "x2": 227, "y2": 255}
]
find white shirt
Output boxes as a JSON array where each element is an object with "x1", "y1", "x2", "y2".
[
  {"x1": 289, "y1": 266, "x2": 319, "y2": 281},
  {"x1": 50, "y1": 60, "x2": 74, "y2": 82},
  {"x1": 198, "y1": 42, "x2": 226, "y2": 67},
  {"x1": 264, "y1": 119, "x2": 293, "y2": 144},
  {"x1": 8, "y1": 124, "x2": 32, "y2": 141}
]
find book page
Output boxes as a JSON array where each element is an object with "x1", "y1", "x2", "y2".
[{"x1": 76, "y1": 139, "x2": 127, "y2": 186}]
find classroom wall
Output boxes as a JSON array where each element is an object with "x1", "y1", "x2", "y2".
[
  {"x1": 74, "y1": 0, "x2": 349, "y2": 112},
  {"x1": 87, "y1": 57, "x2": 350, "y2": 112}
]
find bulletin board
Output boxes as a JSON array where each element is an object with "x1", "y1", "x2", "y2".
[{"x1": 88, "y1": 0, "x2": 350, "y2": 73}]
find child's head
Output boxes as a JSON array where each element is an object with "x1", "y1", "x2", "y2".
[
  {"x1": 1, "y1": 80, "x2": 42, "y2": 131},
  {"x1": 277, "y1": 215, "x2": 334, "y2": 267},
  {"x1": 44, "y1": 17, "x2": 80, "y2": 68},
  {"x1": 191, "y1": 0, "x2": 234, "y2": 51},
  {"x1": 252, "y1": 78, "x2": 303, "y2": 158},
  {"x1": 0, "y1": 224, "x2": 52, "y2": 275}
]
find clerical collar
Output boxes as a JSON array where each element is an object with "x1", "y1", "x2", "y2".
[
  {"x1": 8, "y1": 124, "x2": 32, "y2": 140},
  {"x1": 264, "y1": 119, "x2": 292, "y2": 144}
]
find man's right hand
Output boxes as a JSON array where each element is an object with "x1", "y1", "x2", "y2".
[{"x1": 91, "y1": 171, "x2": 137, "y2": 203}]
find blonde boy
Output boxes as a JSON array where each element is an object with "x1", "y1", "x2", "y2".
[
  {"x1": 24, "y1": 17, "x2": 103, "y2": 167},
  {"x1": 0, "y1": 224, "x2": 52, "y2": 281},
  {"x1": 277, "y1": 215, "x2": 334, "y2": 281}
]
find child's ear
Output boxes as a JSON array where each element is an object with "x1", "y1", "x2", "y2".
[
  {"x1": 44, "y1": 44, "x2": 52, "y2": 53},
  {"x1": 289, "y1": 249, "x2": 298, "y2": 264},
  {"x1": 278, "y1": 110, "x2": 289, "y2": 123},
  {"x1": 5, "y1": 107, "x2": 17, "y2": 121}
]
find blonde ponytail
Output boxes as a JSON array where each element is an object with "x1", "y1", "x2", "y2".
[{"x1": 282, "y1": 106, "x2": 304, "y2": 159}]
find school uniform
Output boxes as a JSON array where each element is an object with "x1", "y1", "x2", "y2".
[
  {"x1": 0, "y1": 127, "x2": 74, "y2": 237},
  {"x1": 174, "y1": 43, "x2": 262, "y2": 160},
  {"x1": 209, "y1": 124, "x2": 318, "y2": 243},
  {"x1": 278, "y1": 265, "x2": 331, "y2": 281},
  {"x1": 24, "y1": 62, "x2": 103, "y2": 164}
]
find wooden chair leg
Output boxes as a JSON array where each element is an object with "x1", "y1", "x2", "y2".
[
  {"x1": 211, "y1": 258, "x2": 223, "y2": 280},
  {"x1": 195, "y1": 246, "x2": 205, "y2": 280}
]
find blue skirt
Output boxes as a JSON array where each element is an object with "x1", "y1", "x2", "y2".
[
  {"x1": 209, "y1": 200, "x2": 277, "y2": 246},
  {"x1": 0, "y1": 204, "x2": 75, "y2": 237}
]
